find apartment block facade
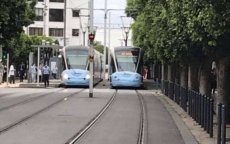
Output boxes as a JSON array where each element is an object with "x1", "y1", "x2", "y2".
[{"x1": 25, "y1": 0, "x2": 89, "y2": 46}]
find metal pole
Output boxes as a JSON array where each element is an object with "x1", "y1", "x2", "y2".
[
  {"x1": 103, "y1": 0, "x2": 107, "y2": 85},
  {"x1": 6, "y1": 53, "x2": 9, "y2": 85},
  {"x1": 64, "y1": 0, "x2": 67, "y2": 46},
  {"x1": 217, "y1": 103, "x2": 222, "y2": 144},
  {"x1": 125, "y1": 32, "x2": 128, "y2": 46},
  {"x1": 210, "y1": 99, "x2": 214, "y2": 137},
  {"x1": 89, "y1": 0, "x2": 94, "y2": 98},
  {"x1": 221, "y1": 105, "x2": 226, "y2": 144},
  {"x1": 37, "y1": 47, "x2": 40, "y2": 86},
  {"x1": 83, "y1": 32, "x2": 86, "y2": 46},
  {"x1": 107, "y1": 12, "x2": 111, "y2": 81},
  {"x1": 43, "y1": 0, "x2": 47, "y2": 36},
  {"x1": 161, "y1": 62, "x2": 164, "y2": 93}
]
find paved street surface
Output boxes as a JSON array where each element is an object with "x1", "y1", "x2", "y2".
[{"x1": 0, "y1": 79, "x2": 218, "y2": 144}]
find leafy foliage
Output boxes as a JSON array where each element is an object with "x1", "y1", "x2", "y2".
[
  {"x1": 127, "y1": 0, "x2": 230, "y2": 65},
  {"x1": 0, "y1": 0, "x2": 36, "y2": 53}
]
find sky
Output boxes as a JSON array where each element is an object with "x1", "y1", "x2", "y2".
[
  {"x1": 93, "y1": 0, "x2": 134, "y2": 47},
  {"x1": 94, "y1": 0, "x2": 130, "y2": 28}
]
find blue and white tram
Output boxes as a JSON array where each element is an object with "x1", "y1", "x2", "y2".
[
  {"x1": 60, "y1": 45, "x2": 103, "y2": 87},
  {"x1": 110, "y1": 46, "x2": 144, "y2": 88}
]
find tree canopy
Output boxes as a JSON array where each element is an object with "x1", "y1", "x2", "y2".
[
  {"x1": 127, "y1": 0, "x2": 230, "y2": 64},
  {"x1": 0, "y1": 0, "x2": 36, "y2": 53}
]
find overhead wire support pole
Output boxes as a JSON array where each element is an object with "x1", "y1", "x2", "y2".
[
  {"x1": 64, "y1": 0, "x2": 67, "y2": 46},
  {"x1": 108, "y1": 12, "x2": 111, "y2": 81},
  {"x1": 43, "y1": 0, "x2": 47, "y2": 36},
  {"x1": 103, "y1": 0, "x2": 107, "y2": 86},
  {"x1": 89, "y1": 0, "x2": 94, "y2": 98}
]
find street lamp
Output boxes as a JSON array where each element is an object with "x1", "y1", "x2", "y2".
[
  {"x1": 82, "y1": 27, "x2": 87, "y2": 46},
  {"x1": 123, "y1": 27, "x2": 130, "y2": 46}
]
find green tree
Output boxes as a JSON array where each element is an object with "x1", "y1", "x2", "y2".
[
  {"x1": 93, "y1": 41, "x2": 104, "y2": 54},
  {"x1": 128, "y1": 0, "x2": 230, "y2": 108},
  {"x1": 0, "y1": 0, "x2": 36, "y2": 53}
]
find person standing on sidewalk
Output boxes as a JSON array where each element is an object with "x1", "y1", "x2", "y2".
[
  {"x1": 42, "y1": 64, "x2": 50, "y2": 88},
  {"x1": 31, "y1": 64, "x2": 37, "y2": 83},
  {"x1": 52, "y1": 64, "x2": 58, "y2": 79},
  {"x1": 9, "y1": 63, "x2": 15, "y2": 84},
  {"x1": 19, "y1": 62, "x2": 25, "y2": 82}
]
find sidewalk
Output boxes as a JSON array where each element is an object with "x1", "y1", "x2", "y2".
[
  {"x1": 0, "y1": 79, "x2": 61, "y2": 88},
  {"x1": 0, "y1": 82, "x2": 20, "y2": 88},
  {"x1": 154, "y1": 90, "x2": 216, "y2": 144}
]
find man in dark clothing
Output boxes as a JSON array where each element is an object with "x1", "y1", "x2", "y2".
[
  {"x1": 42, "y1": 64, "x2": 50, "y2": 88},
  {"x1": 19, "y1": 62, "x2": 25, "y2": 82}
]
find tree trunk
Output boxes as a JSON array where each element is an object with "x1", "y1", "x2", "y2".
[
  {"x1": 180, "y1": 65, "x2": 188, "y2": 88},
  {"x1": 216, "y1": 57, "x2": 230, "y2": 106},
  {"x1": 164, "y1": 64, "x2": 168, "y2": 80},
  {"x1": 188, "y1": 63, "x2": 199, "y2": 91},
  {"x1": 161, "y1": 62, "x2": 165, "y2": 82},
  {"x1": 199, "y1": 59, "x2": 212, "y2": 96},
  {"x1": 217, "y1": 57, "x2": 230, "y2": 123}
]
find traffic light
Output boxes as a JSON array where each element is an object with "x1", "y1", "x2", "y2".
[{"x1": 88, "y1": 33, "x2": 95, "y2": 44}]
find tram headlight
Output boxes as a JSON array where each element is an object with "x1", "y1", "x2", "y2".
[
  {"x1": 62, "y1": 74, "x2": 69, "y2": 80},
  {"x1": 85, "y1": 74, "x2": 90, "y2": 80}
]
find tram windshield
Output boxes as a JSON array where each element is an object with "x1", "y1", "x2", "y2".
[
  {"x1": 66, "y1": 49, "x2": 88, "y2": 69},
  {"x1": 115, "y1": 49, "x2": 139, "y2": 72}
]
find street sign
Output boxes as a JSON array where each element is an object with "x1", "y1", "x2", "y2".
[{"x1": 88, "y1": 33, "x2": 95, "y2": 41}]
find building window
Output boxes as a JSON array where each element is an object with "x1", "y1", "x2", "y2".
[
  {"x1": 35, "y1": 8, "x2": 43, "y2": 21},
  {"x1": 72, "y1": 29, "x2": 79, "y2": 36},
  {"x1": 49, "y1": 28, "x2": 63, "y2": 37},
  {"x1": 72, "y1": 10, "x2": 80, "y2": 17},
  {"x1": 49, "y1": 9, "x2": 64, "y2": 22},
  {"x1": 38, "y1": 0, "x2": 44, "y2": 2},
  {"x1": 50, "y1": 0, "x2": 64, "y2": 2},
  {"x1": 29, "y1": 27, "x2": 43, "y2": 35}
]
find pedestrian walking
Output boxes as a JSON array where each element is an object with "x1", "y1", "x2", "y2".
[
  {"x1": 31, "y1": 64, "x2": 37, "y2": 83},
  {"x1": 143, "y1": 67, "x2": 148, "y2": 79},
  {"x1": 52, "y1": 64, "x2": 58, "y2": 79},
  {"x1": 9, "y1": 64, "x2": 15, "y2": 84},
  {"x1": 42, "y1": 64, "x2": 50, "y2": 88},
  {"x1": 19, "y1": 62, "x2": 25, "y2": 82},
  {"x1": 38, "y1": 64, "x2": 42, "y2": 82}
]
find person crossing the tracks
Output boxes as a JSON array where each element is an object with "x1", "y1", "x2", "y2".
[{"x1": 42, "y1": 63, "x2": 50, "y2": 88}]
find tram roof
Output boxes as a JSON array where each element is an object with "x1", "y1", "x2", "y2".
[{"x1": 114, "y1": 46, "x2": 141, "y2": 51}]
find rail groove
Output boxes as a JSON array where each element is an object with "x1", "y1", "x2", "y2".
[
  {"x1": 65, "y1": 90, "x2": 117, "y2": 144},
  {"x1": 0, "y1": 89, "x2": 85, "y2": 134}
]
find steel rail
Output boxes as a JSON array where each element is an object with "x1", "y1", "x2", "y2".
[
  {"x1": 65, "y1": 90, "x2": 117, "y2": 144},
  {"x1": 136, "y1": 90, "x2": 147, "y2": 144},
  {"x1": 0, "y1": 89, "x2": 86, "y2": 134},
  {"x1": 0, "y1": 89, "x2": 64, "y2": 112}
]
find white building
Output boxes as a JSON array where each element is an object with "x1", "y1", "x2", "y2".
[{"x1": 25, "y1": 0, "x2": 89, "y2": 46}]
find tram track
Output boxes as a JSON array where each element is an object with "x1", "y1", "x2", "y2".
[
  {"x1": 65, "y1": 89, "x2": 147, "y2": 144},
  {"x1": 136, "y1": 90, "x2": 147, "y2": 144},
  {"x1": 0, "y1": 88, "x2": 86, "y2": 134},
  {"x1": 0, "y1": 89, "x2": 64, "y2": 112},
  {"x1": 65, "y1": 90, "x2": 118, "y2": 144}
]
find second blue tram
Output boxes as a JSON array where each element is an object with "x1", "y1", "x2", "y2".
[
  {"x1": 110, "y1": 46, "x2": 144, "y2": 88},
  {"x1": 60, "y1": 45, "x2": 103, "y2": 87}
]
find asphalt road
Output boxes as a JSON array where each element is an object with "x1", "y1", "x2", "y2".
[{"x1": 0, "y1": 80, "x2": 199, "y2": 144}]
